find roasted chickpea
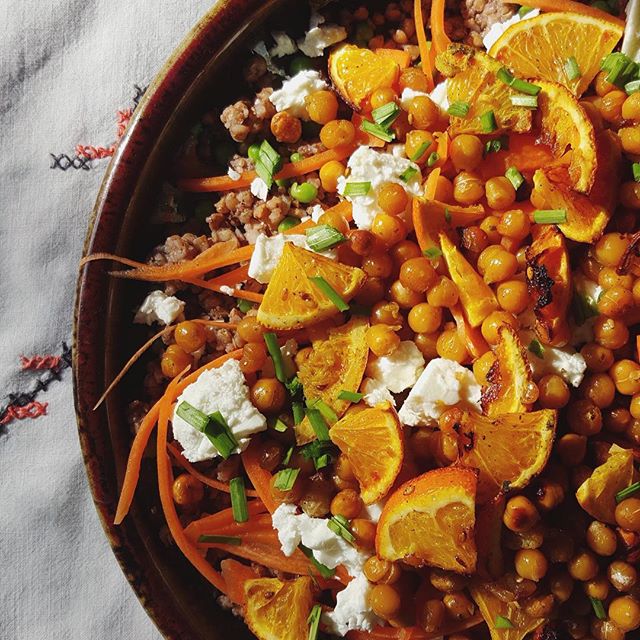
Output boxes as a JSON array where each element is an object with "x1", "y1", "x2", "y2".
[
  {"x1": 622, "y1": 91, "x2": 640, "y2": 120},
  {"x1": 610, "y1": 360, "x2": 640, "y2": 395},
  {"x1": 319, "y1": 160, "x2": 346, "y2": 192},
  {"x1": 594, "y1": 317, "x2": 629, "y2": 350},
  {"x1": 240, "y1": 342, "x2": 268, "y2": 374},
  {"x1": 461, "y1": 226, "x2": 489, "y2": 256},
  {"x1": 595, "y1": 233, "x2": 630, "y2": 268},
  {"x1": 497, "y1": 208, "x2": 531, "y2": 239},
  {"x1": 299, "y1": 476, "x2": 334, "y2": 517},
  {"x1": 414, "y1": 332, "x2": 439, "y2": 358},
  {"x1": 538, "y1": 374, "x2": 571, "y2": 409},
  {"x1": 399, "y1": 66, "x2": 431, "y2": 92},
  {"x1": 364, "y1": 556, "x2": 401, "y2": 584},
  {"x1": 514, "y1": 549, "x2": 548, "y2": 582},
  {"x1": 405, "y1": 129, "x2": 435, "y2": 164},
  {"x1": 442, "y1": 591, "x2": 475, "y2": 620},
  {"x1": 407, "y1": 95, "x2": 440, "y2": 130},
  {"x1": 620, "y1": 180, "x2": 640, "y2": 208},
  {"x1": 259, "y1": 439, "x2": 285, "y2": 473},
  {"x1": 172, "y1": 473, "x2": 204, "y2": 506},
  {"x1": 237, "y1": 316, "x2": 266, "y2": 343},
  {"x1": 250, "y1": 378, "x2": 286, "y2": 414},
  {"x1": 480, "y1": 214, "x2": 501, "y2": 243},
  {"x1": 320, "y1": 119, "x2": 356, "y2": 148},
  {"x1": 370, "y1": 86, "x2": 398, "y2": 110},
  {"x1": 595, "y1": 70, "x2": 617, "y2": 96},
  {"x1": 436, "y1": 328, "x2": 469, "y2": 363},
  {"x1": 473, "y1": 350, "x2": 497, "y2": 386},
  {"x1": 355, "y1": 277, "x2": 386, "y2": 305},
  {"x1": 477, "y1": 245, "x2": 518, "y2": 284},
  {"x1": 390, "y1": 239, "x2": 421, "y2": 267},
  {"x1": 535, "y1": 479, "x2": 565, "y2": 511},
  {"x1": 586, "y1": 521, "x2": 617, "y2": 557},
  {"x1": 608, "y1": 596, "x2": 640, "y2": 632},
  {"x1": 400, "y1": 257, "x2": 437, "y2": 292},
  {"x1": 549, "y1": 568, "x2": 574, "y2": 603},
  {"x1": 270, "y1": 470, "x2": 304, "y2": 504},
  {"x1": 408, "y1": 303, "x2": 442, "y2": 334},
  {"x1": 582, "y1": 373, "x2": 616, "y2": 408},
  {"x1": 378, "y1": 182, "x2": 409, "y2": 216},
  {"x1": 615, "y1": 497, "x2": 640, "y2": 532},
  {"x1": 330, "y1": 488, "x2": 363, "y2": 519},
  {"x1": 271, "y1": 111, "x2": 302, "y2": 143},
  {"x1": 174, "y1": 321, "x2": 206, "y2": 353},
  {"x1": 605, "y1": 407, "x2": 633, "y2": 433},
  {"x1": 581, "y1": 342, "x2": 615, "y2": 372},
  {"x1": 568, "y1": 549, "x2": 599, "y2": 582},
  {"x1": 556, "y1": 433, "x2": 587, "y2": 466},
  {"x1": 161, "y1": 344, "x2": 193, "y2": 378},
  {"x1": 305, "y1": 89, "x2": 339, "y2": 124},
  {"x1": 429, "y1": 568, "x2": 468, "y2": 593},
  {"x1": 351, "y1": 518, "x2": 377, "y2": 551},
  {"x1": 453, "y1": 171, "x2": 485, "y2": 205},
  {"x1": 480, "y1": 311, "x2": 518, "y2": 345},
  {"x1": 608, "y1": 561, "x2": 637, "y2": 593},
  {"x1": 599, "y1": 90, "x2": 627, "y2": 123},
  {"x1": 427, "y1": 276, "x2": 459, "y2": 308},
  {"x1": 371, "y1": 300, "x2": 403, "y2": 327},
  {"x1": 567, "y1": 399, "x2": 603, "y2": 436},
  {"x1": 503, "y1": 496, "x2": 540, "y2": 533},
  {"x1": 362, "y1": 253, "x2": 394, "y2": 278},
  {"x1": 486, "y1": 177, "x2": 517, "y2": 210},
  {"x1": 599, "y1": 266, "x2": 634, "y2": 290},
  {"x1": 418, "y1": 598, "x2": 446, "y2": 633},
  {"x1": 369, "y1": 584, "x2": 402, "y2": 619},
  {"x1": 598, "y1": 286, "x2": 634, "y2": 318},
  {"x1": 371, "y1": 213, "x2": 407, "y2": 246},
  {"x1": 584, "y1": 574, "x2": 611, "y2": 601},
  {"x1": 450, "y1": 134, "x2": 483, "y2": 172},
  {"x1": 348, "y1": 229, "x2": 377, "y2": 257},
  {"x1": 366, "y1": 324, "x2": 401, "y2": 357},
  {"x1": 389, "y1": 279, "x2": 424, "y2": 309}
]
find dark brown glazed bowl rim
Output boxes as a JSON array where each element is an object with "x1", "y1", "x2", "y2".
[{"x1": 72, "y1": 1, "x2": 283, "y2": 637}]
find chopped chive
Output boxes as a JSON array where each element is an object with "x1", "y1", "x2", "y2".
[
  {"x1": 237, "y1": 298, "x2": 254, "y2": 313},
  {"x1": 306, "y1": 224, "x2": 346, "y2": 252},
  {"x1": 565, "y1": 56, "x2": 581, "y2": 81},
  {"x1": 300, "y1": 439, "x2": 338, "y2": 465},
  {"x1": 447, "y1": 101, "x2": 470, "y2": 117},
  {"x1": 327, "y1": 515, "x2": 356, "y2": 544},
  {"x1": 300, "y1": 544, "x2": 335, "y2": 578},
  {"x1": 360, "y1": 119, "x2": 395, "y2": 142},
  {"x1": 286, "y1": 375, "x2": 303, "y2": 397},
  {"x1": 308, "y1": 604, "x2": 322, "y2": 640},
  {"x1": 343, "y1": 181, "x2": 371, "y2": 197},
  {"x1": 423, "y1": 247, "x2": 443, "y2": 260},
  {"x1": 264, "y1": 332, "x2": 287, "y2": 383},
  {"x1": 306, "y1": 407, "x2": 331, "y2": 441},
  {"x1": 485, "y1": 137, "x2": 507, "y2": 155},
  {"x1": 505, "y1": 166, "x2": 524, "y2": 190},
  {"x1": 444, "y1": 207, "x2": 452, "y2": 224},
  {"x1": 625, "y1": 79, "x2": 640, "y2": 94},
  {"x1": 292, "y1": 401, "x2": 305, "y2": 425},
  {"x1": 205, "y1": 411, "x2": 239, "y2": 459},
  {"x1": 198, "y1": 534, "x2": 242, "y2": 545},
  {"x1": 315, "y1": 453, "x2": 331, "y2": 469},
  {"x1": 309, "y1": 276, "x2": 349, "y2": 312},
  {"x1": 400, "y1": 166, "x2": 419, "y2": 182},
  {"x1": 230, "y1": 477, "x2": 248, "y2": 523},
  {"x1": 410, "y1": 141, "x2": 432, "y2": 162},
  {"x1": 528, "y1": 339, "x2": 545, "y2": 359},
  {"x1": 427, "y1": 151, "x2": 440, "y2": 167},
  {"x1": 254, "y1": 140, "x2": 282, "y2": 188},
  {"x1": 308, "y1": 398, "x2": 339, "y2": 424},
  {"x1": 633, "y1": 163, "x2": 640, "y2": 182},
  {"x1": 274, "y1": 467, "x2": 300, "y2": 491},
  {"x1": 494, "y1": 615, "x2": 514, "y2": 629},
  {"x1": 278, "y1": 216, "x2": 301, "y2": 232},
  {"x1": 338, "y1": 390, "x2": 364, "y2": 403},
  {"x1": 272, "y1": 417, "x2": 289, "y2": 432},
  {"x1": 497, "y1": 67, "x2": 541, "y2": 95},
  {"x1": 533, "y1": 209, "x2": 567, "y2": 224},
  {"x1": 510, "y1": 94, "x2": 538, "y2": 108},
  {"x1": 372, "y1": 101, "x2": 400, "y2": 128},
  {"x1": 480, "y1": 110, "x2": 498, "y2": 133},
  {"x1": 616, "y1": 481, "x2": 640, "y2": 503},
  {"x1": 290, "y1": 152, "x2": 302, "y2": 163},
  {"x1": 176, "y1": 401, "x2": 210, "y2": 432},
  {"x1": 282, "y1": 446, "x2": 294, "y2": 465},
  {"x1": 590, "y1": 597, "x2": 607, "y2": 620}
]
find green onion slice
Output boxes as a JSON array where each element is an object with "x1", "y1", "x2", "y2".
[
  {"x1": 427, "y1": 151, "x2": 440, "y2": 167},
  {"x1": 343, "y1": 181, "x2": 371, "y2": 197},
  {"x1": 315, "y1": 454, "x2": 331, "y2": 470},
  {"x1": 400, "y1": 166, "x2": 419, "y2": 183},
  {"x1": 300, "y1": 544, "x2": 335, "y2": 578},
  {"x1": 505, "y1": 166, "x2": 524, "y2": 190},
  {"x1": 306, "y1": 224, "x2": 346, "y2": 252},
  {"x1": 533, "y1": 209, "x2": 567, "y2": 224},
  {"x1": 625, "y1": 79, "x2": 640, "y2": 94},
  {"x1": 327, "y1": 515, "x2": 356, "y2": 544},
  {"x1": 485, "y1": 137, "x2": 507, "y2": 155},
  {"x1": 633, "y1": 163, "x2": 640, "y2": 183},
  {"x1": 338, "y1": 390, "x2": 364, "y2": 402},
  {"x1": 274, "y1": 467, "x2": 300, "y2": 491},
  {"x1": 282, "y1": 446, "x2": 294, "y2": 465},
  {"x1": 230, "y1": 477, "x2": 248, "y2": 523},
  {"x1": 447, "y1": 101, "x2": 470, "y2": 117},
  {"x1": 480, "y1": 110, "x2": 498, "y2": 133},
  {"x1": 410, "y1": 141, "x2": 431, "y2": 162},
  {"x1": 564, "y1": 56, "x2": 581, "y2": 81},
  {"x1": 176, "y1": 401, "x2": 210, "y2": 432},
  {"x1": 360, "y1": 119, "x2": 395, "y2": 142},
  {"x1": 497, "y1": 67, "x2": 541, "y2": 95},
  {"x1": 205, "y1": 411, "x2": 239, "y2": 459},
  {"x1": 254, "y1": 140, "x2": 282, "y2": 188},
  {"x1": 423, "y1": 247, "x2": 443, "y2": 260},
  {"x1": 590, "y1": 597, "x2": 607, "y2": 620},
  {"x1": 494, "y1": 615, "x2": 514, "y2": 629},
  {"x1": 308, "y1": 604, "x2": 322, "y2": 640},
  {"x1": 272, "y1": 417, "x2": 289, "y2": 432},
  {"x1": 264, "y1": 332, "x2": 287, "y2": 383},
  {"x1": 307, "y1": 398, "x2": 339, "y2": 424},
  {"x1": 198, "y1": 534, "x2": 242, "y2": 545},
  {"x1": 528, "y1": 339, "x2": 545, "y2": 359},
  {"x1": 616, "y1": 481, "x2": 640, "y2": 503},
  {"x1": 518, "y1": 6, "x2": 533, "y2": 16},
  {"x1": 510, "y1": 94, "x2": 538, "y2": 108},
  {"x1": 309, "y1": 276, "x2": 350, "y2": 311},
  {"x1": 371, "y1": 101, "x2": 401, "y2": 128},
  {"x1": 292, "y1": 401, "x2": 305, "y2": 425},
  {"x1": 306, "y1": 408, "x2": 331, "y2": 441}
]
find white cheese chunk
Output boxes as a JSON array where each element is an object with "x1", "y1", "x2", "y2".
[
  {"x1": 398, "y1": 358, "x2": 482, "y2": 426},
  {"x1": 227, "y1": 167, "x2": 241, "y2": 181},
  {"x1": 337, "y1": 146, "x2": 423, "y2": 230},
  {"x1": 429, "y1": 80, "x2": 450, "y2": 111},
  {"x1": 400, "y1": 87, "x2": 429, "y2": 110},
  {"x1": 366, "y1": 341, "x2": 425, "y2": 394},
  {"x1": 269, "y1": 70, "x2": 329, "y2": 120},
  {"x1": 269, "y1": 31, "x2": 297, "y2": 58},
  {"x1": 322, "y1": 573, "x2": 383, "y2": 636},
  {"x1": 624, "y1": 0, "x2": 640, "y2": 62},
  {"x1": 219, "y1": 285, "x2": 235, "y2": 296},
  {"x1": 522, "y1": 330, "x2": 587, "y2": 388},
  {"x1": 250, "y1": 177, "x2": 269, "y2": 201},
  {"x1": 134, "y1": 290, "x2": 184, "y2": 326},
  {"x1": 359, "y1": 500, "x2": 385, "y2": 523},
  {"x1": 298, "y1": 24, "x2": 347, "y2": 58},
  {"x1": 361, "y1": 377, "x2": 396, "y2": 408},
  {"x1": 483, "y1": 9, "x2": 540, "y2": 51},
  {"x1": 271, "y1": 503, "x2": 369, "y2": 577},
  {"x1": 172, "y1": 359, "x2": 267, "y2": 462},
  {"x1": 248, "y1": 233, "x2": 308, "y2": 284}
]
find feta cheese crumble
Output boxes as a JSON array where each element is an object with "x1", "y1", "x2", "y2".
[
  {"x1": 227, "y1": 167, "x2": 241, "y2": 181},
  {"x1": 172, "y1": 359, "x2": 267, "y2": 462},
  {"x1": 482, "y1": 9, "x2": 540, "y2": 51},
  {"x1": 134, "y1": 290, "x2": 184, "y2": 326},
  {"x1": 269, "y1": 31, "x2": 297, "y2": 58},
  {"x1": 322, "y1": 573, "x2": 382, "y2": 636},
  {"x1": 366, "y1": 341, "x2": 425, "y2": 394},
  {"x1": 522, "y1": 331, "x2": 587, "y2": 388},
  {"x1": 250, "y1": 177, "x2": 269, "y2": 201},
  {"x1": 361, "y1": 377, "x2": 396, "y2": 408},
  {"x1": 337, "y1": 146, "x2": 423, "y2": 230},
  {"x1": 219, "y1": 285, "x2": 235, "y2": 296},
  {"x1": 309, "y1": 203, "x2": 325, "y2": 222},
  {"x1": 623, "y1": 0, "x2": 640, "y2": 62},
  {"x1": 429, "y1": 80, "x2": 450, "y2": 111},
  {"x1": 269, "y1": 70, "x2": 329, "y2": 120},
  {"x1": 398, "y1": 358, "x2": 482, "y2": 426},
  {"x1": 297, "y1": 12, "x2": 347, "y2": 58}
]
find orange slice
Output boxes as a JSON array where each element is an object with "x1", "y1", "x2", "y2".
[
  {"x1": 489, "y1": 12, "x2": 623, "y2": 97},
  {"x1": 329, "y1": 44, "x2": 401, "y2": 111},
  {"x1": 294, "y1": 317, "x2": 370, "y2": 444},
  {"x1": 376, "y1": 467, "x2": 478, "y2": 574},
  {"x1": 481, "y1": 325, "x2": 534, "y2": 416},
  {"x1": 439, "y1": 232, "x2": 498, "y2": 328},
  {"x1": 470, "y1": 583, "x2": 546, "y2": 640},
  {"x1": 531, "y1": 130, "x2": 621, "y2": 244},
  {"x1": 244, "y1": 576, "x2": 314, "y2": 640},
  {"x1": 537, "y1": 79, "x2": 597, "y2": 193},
  {"x1": 330, "y1": 403, "x2": 404, "y2": 504},
  {"x1": 256, "y1": 243, "x2": 366, "y2": 330},
  {"x1": 452, "y1": 410, "x2": 556, "y2": 504},
  {"x1": 435, "y1": 43, "x2": 533, "y2": 135}
]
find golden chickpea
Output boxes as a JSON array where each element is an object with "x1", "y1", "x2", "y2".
[
  {"x1": 535, "y1": 479, "x2": 565, "y2": 511},
  {"x1": 406, "y1": 95, "x2": 440, "y2": 130},
  {"x1": 239, "y1": 342, "x2": 268, "y2": 374},
  {"x1": 370, "y1": 86, "x2": 398, "y2": 110},
  {"x1": 480, "y1": 311, "x2": 518, "y2": 345},
  {"x1": 608, "y1": 561, "x2": 638, "y2": 593},
  {"x1": 497, "y1": 209, "x2": 531, "y2": 239},
  {"x1": 453, "y1": 171, "x2": 485, "y2": 205},
  {"x1": 450, "y1": 134, "x2": 483, "y2": 172},
  {"x1": 351, "y1": 518, "x2": 377, "y2": 551},
  {"x1": 270, "y1": 471, "x2": 304, "y2": 504},
  {"x1": 477, "y1": 245, "x2": 518, "y2": 284},
  {"x1": 319, "y1": 160, "x2": 346, "y2": 192},
  {"x1": 595, "y1": 70, "x2": 617, "y2": 96},
  {"x1": 591, "y1": 619, "x2": 626, "y2": 640},
  {"x1": 599, "y1": 90, "x2": 627, "y2": 124},
  {"x1": 609, "y1": 596, "x2": 640, "y2": 632},
  {"x1": 389, "y1": 279, "x2": 424, "y2": 308},
  {"x1": 330, "y1": 488, "x2": 363, "y2": 519},
  {"x1": 320, "y1": 119, "x2": 356, "y2": 148},
  {"x1": 299, "y1": 476, "x2": 334, "y2": 517},
  {"x1": 251, "y1": 378, "x2": 286, "y2": 414},
  {"x1": 515, "y1": 549, "x2": 548, "y2": 581},
  {"x1": 442, "y1": 591, "x2": 475, "y2": 620},
  {"x1": 414, "y1": 332, "x2": 439, "y2": 358},
  {"x1": 161, "y1": 344, "x2": 193, "y2": 378},
  {"x1": 378, "y1": 182, "x2": 409, "y2": 216},
  {"x1": 366, "y1": 324, "x2": 401, "y2": 357},
  {"x1": 581, "y1": 342, "x2": 615, "y2": 372},
  {"x1": 568, "y1": 549, "x2": 599, "y2": 581},
  {"x1": 538, "y1": 374, "x2": 570, "y2": 409},
  {"x1": 305, "y1": 90, "x2": 338, "y2": 124},
  {"x1": 237, "y1": 316, "x2": 266, "y2": 343},
  {"x1": 362, "y1": 253, "x2": 394, "y2": 278},
  {"x1": 586, "y1": 521, "x2": 617, "y2": 557},
  {"x1": 620, "y1": 125, "x2": 640, "y2": 154},
  {"x1": 599, "y1": 267, "x2": 633, "y2": 290},
  {"x1": 631, "y1": 394, "x2": 640, "y2": 419},
  {"x1": 363, "y1": 556, "x2": 401, "y2": 584},
  {"x1": 436, "y1": 328, "x2": 469, "y2": 363},
  {"x1": 172, "y1": 473, "x2": 204, "y2": 506},
  {"x1": 485, "y1": 177, "x2": 517, "y2": 210},
  {"x1": 427, "y1": 276, "x2": 459, "y2": 308},
  {"x1": 400, "y1": 257, "x2": 437, "y2": 292},
  {"x1": 503, "y1": 495, "x2": 540, "y2": 532},
  {"x1": 408, "y1": 303, "x2": 442, "y2": 334},
  {"x1": 556, "y1": 433, "x2": 587, "y2": 467},
  {"x1": 369, "y1": 584, "x2": 402, "y2": 619},
  {"x1": 584, "y1": 574, "x2": 610, "y2": 600},
  {"x1": 174, "y1": 321, "x2": 206, "y2": 354},
  {"x1": 405, "y1": 129, "x2": 434, "y2": 164},
  {"x1": 615, "y1": 497, "x2": 640, "y2": 532},
  {"x1": 593, "y1": 316, "x2": 629, "y2": 350},
  {"x1": 418, "y1": 599, "x2": 446, "y2": 633},
  {"x1": 371, "y1": 300, "x2": 403, "y2": 327},
  {"x1": 610, "y1": 359, "x2": 640, "y2": 395},
  {"x1": 399, "y1": 66, "x2": 430, "y2": 92},
  {"x1": 622, "y1": 91, "x2": 640, "y2": 120},
  {"x1": 595, "y1": 233, "x2": 630, "y2": 268},
  {"x1": 582, "y1": 373, "x2": 616, "y2": 408},
  {"x1": 480, "y1": 214, "x2": 501, "y2": 243},
  {"x1": 549, "y1": 568, "x2": 574, "y2": 603},
  {"x1": 371, "y1": 213, "x2": 407, "y2": 246},
  {"x1": 461, "y1": 226, "x2": 489, "y2": 256},
  {"x1": 429, "y1": 568, "x2": 468, "y2": 593},
  {"x1": 390, "y1": 239, "x2": 421, "y2": 267},
  {"x1": 598, "y1": 285, "x2": 634, "y2": 318},
  {"x1": 270, "y1": 111, "x2": 302, "y2": 143}
]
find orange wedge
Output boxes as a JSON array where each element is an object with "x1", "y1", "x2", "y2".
[
  {"x1": 481, "y1": 325, "x2": 534, "y2": 416},
  {"x1": 452, "y1": 410, "x2": 556, "y2": 503},
  {"x1": 537, "y1": 80, "x2": 597, "y2": 193},
  {"x1": 294, "y1": 317, "x2": 370, "y2": 444},
  {"x1": 376, "y1": 467, "x2": 478, "y2": 574},
  {"x1": 244, "y1": 577, "x2": 314, "y2": 640},
  {"x1": 256, "y1": 244, "x2": 366, "y2": 330},
  {"x1": 435, "y1": 44, "x2": 532, "y2": 135},
  {"x1": 531, "y1": 130, "x2": 621, "y2": 244},
  {"x1": 330, "y1": 403, "x2": 404, "y2": 504},
  {"x1": 489, "y1": 12, "x2": 623, "y2": 97},
  {"x1": 470, "y1": 583, "x2": 546, "y2": 640},
  {"x1": 329, "y1": 44, "x2": 401, "y2": 111}
]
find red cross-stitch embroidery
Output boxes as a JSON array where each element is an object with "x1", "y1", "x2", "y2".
[
  {"x1": 75, "y1": 108, "x2": 133, "y2": 160},
  {"x1": 0, "y1": 401, "x2": 48, "y2": 425},
  {"x1": 20, "y1": 354, "x2": 62, "y2": 370}
]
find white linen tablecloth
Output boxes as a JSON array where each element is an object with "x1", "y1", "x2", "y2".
[{"x1": 0, "y1": 2, "x2": 218, "y2": 638}]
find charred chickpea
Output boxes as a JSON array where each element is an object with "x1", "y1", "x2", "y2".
[
  {"x1": 538, "y1": 374, "x2": 571, "y2": 409},
  {"x1": 453, "y1": 171, "x2": 485, "y2": 205},
  {"x1": 270, "y1": 111, "x2": 302, "y2": 143},
  {"x1": 259, "y1": 438, "x2": 285, "y2": 473},
  {"x1": 567, "y1": 399, "x2": 603, "y2": 436},
  {"x1": 610, "y1": 359, "x2": 640, "y2": 395},
  {"x1": 378, "y1": 182, "x2": 409, "y2": 216},
  {"x1": 319, "y1": 160, "x2": 346, "y2": 192},
  {"x1": 406, "y1": 95, "x2": 440, "y2": 130},
  {"x1": 581, "y1": 343, "x2": 615, "y2": 372},
  {"x1": 405, "y1": 130, "x2": 435, "y2": 165},
  {"x1": 348, "y1": 229, "x2": 377, "y2": 257},
  {"x1": 330, "y1": 488, "x2": 363, "y2": 519},
  {"x1": 605, "y1": 407, "x2": 633, "y2": 433},
  {"x1": 369, "y1": 584, "x2": 402, "y2": 619},
  {"x1": 161, "y1": 344, "x2": 193, "y2": 378},
  {"x1": 250, "y1": 378, "x2": 286, "y2": 414},
  {"x1": 174, "y1": 321, "x2": 206, "y2": 353},
  {"x1": 608, "y1": 561, "x2": 638, "y2": 593},
  {"x1": 485, "y1": 177, "x2": 517, "y2": 210},
  {"x1": 408, "y1": 303, "x2": 442, "y2": 334},
  {"x1": 450, "y1": 134, "x2": 483, "y2": 172},
  {"x1": 581, "y1": 373, "x2": 616, "y2": 408},
  {"x1": 503, "y1": 496, "x2": 540, "y2": 533},
  {"x1": 172, "y1": 474, "x2": 204, "y2": 506},
  {"x1": 586, "y1": 521, "x2": 617, "y2": 556},
  {"x1": 319, "y1": 119, "x2": 356, "y2": 148},
  {"x1": 305, "y1": 90, "x2": 338, "y2": 124},
  {"x1": 366, "y1": 324, "x2": 401, "y2": 357},
  {"x1": 371, "y1": 213, "x2": 407, "y2": 246},
  {"x1": 400, "y1": 257, "x2": 437, "y2": 292},
  {"x1": 237, "y1": 316, "x2": 266, "y2": 343}
]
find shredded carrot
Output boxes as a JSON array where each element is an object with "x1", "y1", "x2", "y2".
[
  {"x1": 167, "y1": 441, "x2": 259, "y2": 497},
  {"x1": 499, "y1": 0, "x2": 625, "y2": 26},
  {"x1": 184, "y1": 501, "x2": 269, "y2": 542},
  {"x1": 423, "y1": 167, "x2": 441, "y2": 201},
  {"x1": 178, "y1": 144, "x2": 357, "y2": 192},
  {"x1": 241, "y1": 437, "x2": 279, "y2": 513},
  {"x1": 430, "y1": 0, "x2": 451, "y2": 55},
  {"x1": 220, "y1": 559, "x2": 259, "y2": 605},
  {"x1": 414, "y1": 0, "x2": 435, "y2": 91},
  {"x1": 156, "y1": 368, "x2": 228, "y2": 593},
  {"x1": 451, "y1": 304, "x2": 490, "y2": 359},
  {"x1": 113, "y1": 349, "x2": 243, "y2": 525},
  {"x1": 375, "y1": 48, "x2": 412, "y2": 69},
  {"x1": 412, "y1": 197, "x2": 437, "y2": 254},
  {"x1": 637, "y1": 335, "x2": 640, "y2": 363}
]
